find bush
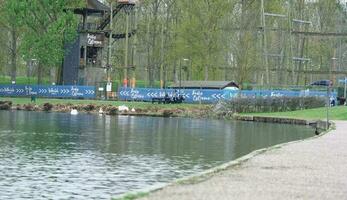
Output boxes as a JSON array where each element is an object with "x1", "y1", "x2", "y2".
[
  {"x1": 106, "y1": 106, "x2": 118, "y2": 115},
  {"x1": 0, "y1": 101, "x2": 12, "y2": 110},
  {"x1": 217, "y1": 96, "x2": 326, "y2": 114},
  {"x1": 83, "y1": 104, "x2": 95, "y2": 112},
  {"x1": 162, "y1": 110, "x2": 174, "y2": 117},
  {"x1": 24, "y1": 104, "x2": 34, "y2": 111},
  {"x1": 43, "y1": 103, "x2": 53, "y2": 111}
]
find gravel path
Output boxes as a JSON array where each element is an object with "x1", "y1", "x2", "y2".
[{"x1": 141, "y1": 121, "x2": 347, "y2": 200}]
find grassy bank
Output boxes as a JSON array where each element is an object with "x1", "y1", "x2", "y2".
[
  {"x1": 0, "y1": 97, "x2": 209, "y2": 111},
  {"x1": 3, "y1": 96, "x2": 346, "y2": 120},
  {"x1": 241, "y1": 106, "x2": 347, "y2": 120}
]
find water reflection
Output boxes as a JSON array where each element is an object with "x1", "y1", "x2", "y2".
[{"x1": 0, "y1": 111, "x2": 313, "y2": 199}]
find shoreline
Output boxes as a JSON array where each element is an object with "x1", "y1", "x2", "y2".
[
  {"x1": 0, "y1": 99, "x2": 213, "y2": 118},
  {"x1": 113, "y1": 119, "x2": 328, "y2": 200},
  {"x1": 1, "y1": 99, "x2": 327, "y2": 128},
  {"x1": 128, "y1": 123, "x2": 340, "y2": 200}
]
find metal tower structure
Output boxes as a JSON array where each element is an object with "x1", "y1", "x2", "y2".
[{"x1": 61, "y1": 0, "x2": 136, "y2": 86}]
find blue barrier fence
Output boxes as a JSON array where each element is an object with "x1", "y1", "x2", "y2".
[
  {"x1": 119, "y1": 87, "x2": 337, "y2": 104},
  {"x1": 0, "y1": 85, "x2": 96, "y2": 99},
  {"x1": 0, "y1": 85, "x2": 336, "y2": 103}
]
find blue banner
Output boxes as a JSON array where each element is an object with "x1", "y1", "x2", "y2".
[
  {"x1": 119, "y1": 87, "x2": 337, "y2": 104},
  {"x1": 0, "y1": 85, "x2": 96, "y2": 99}
]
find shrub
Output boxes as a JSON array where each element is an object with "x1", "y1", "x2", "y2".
[
  {"x1": 24, "y1": 104, "x2": 34, "y2": 111},
  {"x1": 83, "y1": 104, "x2": 95, "y2": 112},
  {"x1": 0, "y1": 101, "x2": 11, "y2": 110},
  {"x1": 43, "y1": 103, "x2": 53, "y2": 111},
  {"x1": 106, "y1": 106, "x2": 118, "y2": 115},
  {"x1": 162, "y1": 110, "x2": 174, "y2": 117},
  {"x1": 218, "y1": 96, "x2": 326, "y2": 114}
]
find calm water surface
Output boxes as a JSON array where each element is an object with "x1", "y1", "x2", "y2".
[{"x1": 0, "y1": 111, "x2": 314, "y2": 199}]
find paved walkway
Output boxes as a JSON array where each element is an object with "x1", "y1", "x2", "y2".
[{"x1": 141, "y1": 121, "x2": 347, "y2": 200}]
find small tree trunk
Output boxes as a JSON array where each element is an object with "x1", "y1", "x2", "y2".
[
  {"x1": 50, "y1": 67, "x2": 56, "y2": 84},
  {"x1": 173, "y1": 61, "x2": 178, "y2": 83},
  {"x1": 146, "y1": 17, "x2": 151, "y2": 87},
  {"x1": 37, "y1": 63, "x2": 43, "y2": 84},
  {"x1": 204, "y1": 63, "x2": 209, "y2": 81},
  {"x1": 10, "y1": 28, "x2": 17, "y2": 83},
  {"x1": 57, "y1": 59, "x2": 64, "y2": 85}
]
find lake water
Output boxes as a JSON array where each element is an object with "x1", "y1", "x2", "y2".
[{"x1": 0, "y1": 111, "x2": 314, "y2": 199}]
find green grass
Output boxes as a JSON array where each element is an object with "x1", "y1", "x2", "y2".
[
  {"x1": 112, "y1": 192, "x2": 148, "y2": 200},
  {"x1": 0, "y1": 76, "x2": 50, "y2": 85},
  {"x1": 0, "y1": 97, "x2": 207, "y2": 110},
  {"x1": 5, "y1": 96, "x2": 346, "y2": 121},
  {"x1": 241, "y1": 106, "x2": 347, "y2": 120}
]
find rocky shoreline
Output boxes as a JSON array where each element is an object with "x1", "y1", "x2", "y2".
[
  {"x1": 0, "y1": 100, "x2": 326, "y2": 130},
  {"x1": 0, "y1": 100, "x2": 212, "y2": 118}
]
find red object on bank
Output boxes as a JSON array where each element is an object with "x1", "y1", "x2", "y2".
[{"x1": 123, "y1": 79, "x2": 128, "y2": 88}]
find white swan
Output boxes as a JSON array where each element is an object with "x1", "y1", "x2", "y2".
[
  {"x1": 70, "y1": 109, "x2": 78, "y2": 115},
  {"x1": 118, "y1": 105, "x2": 129, "y2": 112},
  {"x1": 99, "y1": 108, "x2": 104, "y2": 115}
]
